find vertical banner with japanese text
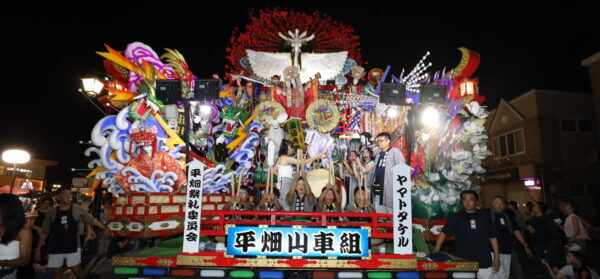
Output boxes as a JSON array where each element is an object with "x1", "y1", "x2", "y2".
[
  {"x1": 392, "y1": 163, "x2": 413, "y2": 255},
  {"x1": 183, "y1": 159, "x2": 205, "y2": 253}
]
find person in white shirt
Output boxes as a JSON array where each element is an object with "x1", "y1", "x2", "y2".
[
  {"x1": 543, "y1": 251, "x2": 599, "y2": 279},
  {"x1": 559, "y1": 200, "x2": 590, "y2": 253}
]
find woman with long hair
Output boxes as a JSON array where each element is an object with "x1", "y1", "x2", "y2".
[
  {"x1": 340, "y1": 151, "x2": 359, "y2": 206},
  {"x1": 354, "y1": 147, "x2": 375, "y2": 198},
  {"x1": 275, "y1": 139, "x2": 325, "y2": 210},
  {"x1": 559, "y1": 200, "x2": 590, "y2": 253},
  {"x1": 0, "y1": 194, "x2": 32, "y2": 279}
]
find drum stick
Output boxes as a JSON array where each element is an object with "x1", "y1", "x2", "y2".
[
  {"x1": 266, "y1": 167, "x2": 271, "y2": 195},
  {"x1": 231, "y1": 174, "x2": 236, "y2": 202},
  {"x1": 237, "y1": 172, "x2": 243, "y2": 197},
  {"x1": 296, "y1": 149, "x2": 301, "y2": 173},
  {"x1": 362, "y1": 173, "x2": 367, "y2": 203},
  {"x1": 269, "y1": 167, "x2": 273, "y2": 195}
]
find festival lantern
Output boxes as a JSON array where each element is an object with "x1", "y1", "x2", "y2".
[{"x1": 458, "y1": 78, "x2": 478, "y2": 97}]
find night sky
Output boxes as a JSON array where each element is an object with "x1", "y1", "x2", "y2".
[{"x1": 1, "y1": 3, "x2": 598, "y2": 186}]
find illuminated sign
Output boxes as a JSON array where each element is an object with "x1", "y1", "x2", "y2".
[{"x1": 226, "y1": 226, "x2": 370, "y2": 258}]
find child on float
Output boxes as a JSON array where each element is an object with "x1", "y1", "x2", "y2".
[
  {"x1": 317, "y1": 184, "x2": 342, "y2": 223},
  {"x1": 223, "y1": 186, "x2": 254, "y2": 220},
  {"x1": 317, "y1": 184, "x2": 342, "y2": 213},
  {"x1": 258, "y1": 188, "x2": 283, "y2": 212},
  {"x1": 344, "y1": 187, "x2": 375, "y2": 214},
  {"x1": 274, "y1": 140, "x2": 325, "y2": 211},
  {"x1": 285, "y1": 172, "x2": 316, "y2": 212}
]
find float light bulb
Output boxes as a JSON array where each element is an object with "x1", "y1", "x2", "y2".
[
  {"x1": 421, "y1": 107, "x2": 440, "y2": 127},
  {"x1": 387, "y1": 107, "x2": 400, "y2": 118},
  {"x1": 200, "y1": 105, "x2": 212, "y2": 116}
]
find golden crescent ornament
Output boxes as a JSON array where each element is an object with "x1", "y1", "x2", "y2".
[{"x1": 447, "y1": 47, "x2": 471, "y2": 79}]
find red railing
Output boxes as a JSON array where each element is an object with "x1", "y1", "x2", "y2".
[{"x1": 199, "y1": 210, "x2": 394, "y2": 239}]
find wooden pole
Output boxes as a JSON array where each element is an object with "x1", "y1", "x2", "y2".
[
  {"x1": 362, "y1": 172, "x2": 367, "y2": 204},
  {"x1": 268, "y1": 167, "x2": 273, "y2": 195},
  {"x1": 231, "y1": 174, "x2": 236, "y2": 203}
]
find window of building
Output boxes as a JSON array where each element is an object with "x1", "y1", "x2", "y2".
[
  {"x1": 578, "y1": 119, "x2": 594, "y2": 132},
  {"x1": 561, "y1": 118, "x2": 594, "y2": 132},
  {"x1": 493, "y1": 129, "x2": 525, "y2": 158},
  {"x1": 561, "y1": 119, "x2": 577, "y2": 132}
]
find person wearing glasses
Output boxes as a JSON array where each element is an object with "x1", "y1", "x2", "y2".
[{"x1": 372, "y1": 132, "x2": 405, "y2": 213}]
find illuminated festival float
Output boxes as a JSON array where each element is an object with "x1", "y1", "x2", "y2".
[{"x1": 85, "y1": 8, "x2": 490, "y2": 278}]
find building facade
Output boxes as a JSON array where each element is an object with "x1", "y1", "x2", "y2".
[
  {"x1": 483, "y1": 89, "x2": 600, "y2": 222},
  {"x1": 581, "y1": 51, "x2": 600, "y2": 222},
  {"x1": 0, "y1": 159, "x2": 58, "y2": 194}
]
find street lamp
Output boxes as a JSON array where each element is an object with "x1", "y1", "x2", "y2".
[
  {"x1": 81, "y1": 77, "x2": 105, "y2": 97},
  {"x1": 78, "y1": 76, "x2": 108, "y2": 116},
  {"x1": 2, "y1": 149, "x2": 31, "y2": 194}
]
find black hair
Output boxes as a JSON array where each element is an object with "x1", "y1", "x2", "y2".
[
  {"x1": 568, "y1": 251, "x2": 587, "y2": 266},
  {"x1": 376, "y1": 132, "x2": 391, "y2": 141},
  {"x1": 263, "y1": 188, "x2": 280, "y2": 198},
  {"x1": 40, "y1": 196, "x2": 55, "y2": 205},
  {"x1": 532, "y1": 202, "x2": 547, "y2": 212},
  {"x1": 321, "y1": 187, "x2": 337, "y2": 201},
  {"x1": 508, "y1": 200, "x2": 518, "y2": 208},
  {"x1": 460, "y1": 190, "x2": 479, "y2": 201},
  {"x1": 561, "y1": 199, "x2": 579, "y2": 213},
  {"x1": 239, "y1": 185, "x2": 251, "y2": 193},
  {"x1": 0, "y1": 194, "x2": 26, "y2": 245},
  {"x1": 526, "y1": 202, "x2": 533, "y2": 211},
  {"x1": 56, "y1": 185, "x2": 72, "y2": 194},
  {"x1": 360, "y1": 132, "x2": 373, "y2": 142},
  {"x1": 493, "y1": 195, "x2": 506, "y2": 203},
  {"x1": 353, "y1": 187, "x2": 366, "y2": 195},
  {"x1": 362, "y1": 147, "x2": 374, "y2": 161},
  {"x1": 278, "y1": 139, "x2": 293, "y2": 157}
]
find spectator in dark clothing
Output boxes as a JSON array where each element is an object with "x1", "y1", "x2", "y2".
[
  {"x1": 434, "y1": 190, "x2": 500, "y2": 279},
  {"x1": 507, "y1": 201, "x2": 526, "y2": 232},
  {"x1": 38, "y1": 187, "x2": 109, "y2": 279},
  {"x1": 505, "y1": 201, "x2": 529, "y2": 279},
  {"x1": 31, "y1": 197, "x2": 54, "y2": 279},
  {"x1": 489, "y1": 196, "x2": 532, "y2": 279},
  {"x1": 526, "y1": 202, "x2": 561, "y2": 279}
]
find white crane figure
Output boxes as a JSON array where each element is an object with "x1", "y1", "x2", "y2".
[{"x1": 246, "y1": 28, "x2": 348, "y2": 83}]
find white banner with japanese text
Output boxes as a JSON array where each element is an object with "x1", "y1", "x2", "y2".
[
  {"x1": 183, "y1": 159, "x2": 205, "y2": 253},
  {"x1": 392, "y1": 163, "x2": 413, "y2": 254}
]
